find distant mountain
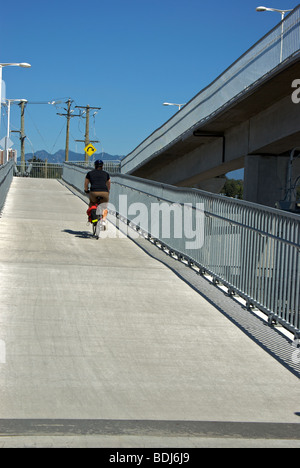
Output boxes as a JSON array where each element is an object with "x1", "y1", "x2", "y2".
[{"x1": 20, "y1": 149, "x2": 125, "y2": 164}]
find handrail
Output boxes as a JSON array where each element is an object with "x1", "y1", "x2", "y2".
[
  {"x1": 112, "y1": 179, "x2": 300, "y2": 249},
  {"x1": 0, "y1": 160, "x2": 14, "y2": 212},
  {"x1": 62, "y1": 159, "x2": 300, "y2": 339}
]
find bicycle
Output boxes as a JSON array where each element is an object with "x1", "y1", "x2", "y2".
[{"x1": 87, "y1": 196, "x2": 108, "y2": 239}]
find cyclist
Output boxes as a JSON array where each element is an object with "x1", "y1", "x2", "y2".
[{"x1": 84, "y1": 159, "x2": 110, "y2": 223}]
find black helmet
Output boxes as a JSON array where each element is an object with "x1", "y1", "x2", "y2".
[{"x1": 95, "y1": 159, "x2": 103, "y2": 168}]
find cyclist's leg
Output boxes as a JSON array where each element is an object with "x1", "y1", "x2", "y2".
[
  {"x1": 96, "y1": 196, "x2": 103, "y2": 217},
  {"x1": 100, "y1": 193, "x2": 109, "y2": 220},
  {"x1": 92, "y1": 192, "x2": 109, "y2": 219},
  {"x1": 87, "y1": 193, "x2": 101, "y2": 227},
  {"x1": 89, "y1": 192, "x2": 98, "y2": 207}
]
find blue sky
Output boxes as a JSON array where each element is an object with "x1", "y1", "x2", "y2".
[{"x1": 0, "y1": 0, "x2": 298, "y2": 161}]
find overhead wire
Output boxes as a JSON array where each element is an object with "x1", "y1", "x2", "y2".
[
  {"x1": 50, "y1": 120, "x2": 66, "y2": 155},
  {"x1": 26, "y1": 107, "x2": 51, "y2": 154},
  {"x1": 25, "y1": 135, "x2": 35, "y2": 159},
  {"x1": 6, "y1": 97, "x2": 103, "y2": 159},
  {"x1": 92, "y1": 109, "x2": 104, "y2": 159}
]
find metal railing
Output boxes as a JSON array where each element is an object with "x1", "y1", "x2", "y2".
[
  {"x1": 62, "y1": 162, "x2": 121, "y2": 192},
  {"x1": 121, "y1": 5, "x2": 300, "y2": 174},
  {"x1": 110, "y1": 175, "x2": 300, "y2": 336},
  {"x1": 62, "y1": 163, "x2": 300, "y2": 338},
  {"x1": 0, "y1": 159, "x2": 14, "y2": 213},
  {"x1": 111, "y1": 175, "x2": 300, "y2": 338},
  {"x1": 14, "y1": 160, "x2": 121, "y2": 179},
  {"x1": 15, "y1": 162, "x2": 63, "y2": 179},
  {"x1": 67, "y1": 160, "x2": 122, "y2": 174}
]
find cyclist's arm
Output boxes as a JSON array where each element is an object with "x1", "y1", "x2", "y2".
[
  {"x1": 84, "y1": 176, "x2": 90, "y2": 193},
  {"x1": 106, "y1": 179, "x2": 111, "y2": 192}
]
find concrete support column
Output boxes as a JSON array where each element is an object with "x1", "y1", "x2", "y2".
[
  {"x1": 192, "y1": 176, "x2": 227, "y2": 193},
  {"x1": 243, "y1": 155, "x2": 290, "y2": 207}
]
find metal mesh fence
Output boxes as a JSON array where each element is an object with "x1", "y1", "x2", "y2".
[
  {"x1": 15, "y1": 162, "x2": 63, "y2": 179},
  {"x1": 0, "y1": 160, "x2": 13, "y2": 213},
  {"x1": 110, "y1": 174, "x2": 300, "y2": 337}
]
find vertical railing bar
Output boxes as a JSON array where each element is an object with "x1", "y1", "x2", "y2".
[
  {"x1": 295, "y1": 251, "x2": 300, "y2": 331},
  {"x1": 266, "y1": 215, "x2": 272, "y2": 312},
  {"x1": 282, "y1": 220, "x2": 291, "y2": 322},
  {"x1": 253, "y1": 210, "x2": 259, "y2": 305},
  {"x1": 271, "y1": 219, "x2": 285, "y2": 314},
  {"x1": 286, "y1": 221, "x2": 294, "y2": 325}
]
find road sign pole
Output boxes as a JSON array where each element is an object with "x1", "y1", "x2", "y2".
[
  {"x1": 65, "y1": 99, "x2": 71, "y2": 162},
  {"x1": 75, "y1": 104, "x2": 101, "y2": 164},
  {"x1": 85, "y1": 105, "x2": 90, "y2": 164},
  {"x1": 20, "y1": 100, "x2": 26, "y2": 175},
  {"x1": 5, "y1": 99, "x2": 10, "y2": 163}
]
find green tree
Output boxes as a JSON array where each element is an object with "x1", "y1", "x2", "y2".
[{"x1": 221, "y1": 178, "x2": 244, "y2": 199}]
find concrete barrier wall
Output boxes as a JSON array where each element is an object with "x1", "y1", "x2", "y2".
[{"x1": 0, "y1": 160, "x2": 14, "y2": 214}]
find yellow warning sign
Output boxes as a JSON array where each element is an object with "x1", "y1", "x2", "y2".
[{"x1": 84, "y1": 144, "x2": 97, "y2": 156}]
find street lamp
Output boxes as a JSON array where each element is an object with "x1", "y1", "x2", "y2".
[
  {"x1": 256, "y1": 6, "x2": 292, "y2": 19},
  {"x1": 163, "y1": 102, "x2": 186, "y2": 110},
  {"x1": 3, "y1": 98, "x2": 26, "y2": 163},
  {"x1": 0, "y1": 63, "x2": 31, "y2": 163},
  {"x1": 256, "y1": 6, "x2": 293, "y2": 61}
]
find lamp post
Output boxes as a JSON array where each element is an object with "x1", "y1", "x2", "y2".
[
  {"x1": 163, "y1": 102, "x2": 186, "y2": 111},
  {"x1": 0, "y1": 63, "x2": 31, "y2": 163},
  {"x1": 4, "y1": 98, "x2": 25, "y2": 164},
  {"x1": 256, "y1": 6, "x2": 293, "y2": 62}
]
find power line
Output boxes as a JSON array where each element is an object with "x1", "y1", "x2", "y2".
[
  {"x1": 5, "y1": 98, "x2": 68, "y2": 170},
  {"x1": 26, "y1": 107, "x2": 51, "y2": 154},
  {"x1": 50, "y1": 120, "x2": 67, "y2": 155}
]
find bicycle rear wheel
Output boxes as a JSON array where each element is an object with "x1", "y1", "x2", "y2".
[
  {"x1": 92, "y1": 216, "x2": 102, "y2": 239},
  {"x1": 95, "y1": 220, "x2": 101, "y2": 238},
  {"x1": 92, "y1": 223, "x2": 97, "y2": 236}
]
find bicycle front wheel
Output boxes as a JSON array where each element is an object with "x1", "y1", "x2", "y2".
[
  {"x1": 92, "y1": 222, "x2": 97, "y2": 237},
  {"x1": 95, "y1": 220, "x2": 101, "y2": 238}
]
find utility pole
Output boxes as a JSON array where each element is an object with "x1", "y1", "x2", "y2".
[
  {"x1": 75, "y1": 104, "x2": 101, "y2": 163},
  {"x1": 11, "y1": 99, "x2": 27, "y2": 175},
  {"x1": 20, "y1": 100, "x2": 26, "y2": 173},
  {"x1": 57, "y1": 99, "x2": 80, "y2": 162}
]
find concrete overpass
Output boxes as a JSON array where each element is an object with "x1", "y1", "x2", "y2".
[
  {"x1": 0, "y1": 177, "x2": 299, "y2": 448},
  {"x1": 121, "y1": 6, "x2": 300, "y2": 208}
]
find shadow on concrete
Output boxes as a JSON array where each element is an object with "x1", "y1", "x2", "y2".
[
  {"x1": 0, "y1": 418, "x2": 300, "y2": 440},
  {"x1": 122, "y1": 224, "x2": 300, "y2": 380},
  {"x1": 62, "y1": 229, "x2": 94, "y2": 239},
  {"x1": 60, "y1": 181, "x2": 300, "y2": 380}
]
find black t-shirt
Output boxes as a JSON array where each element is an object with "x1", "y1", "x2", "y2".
[{"x1": 86, "y1": 169, "x2": 110, "y2": 192}]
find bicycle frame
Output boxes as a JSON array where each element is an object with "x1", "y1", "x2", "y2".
[{"x1": 91, "y1": 196, "x2": 108, "y2": 239}]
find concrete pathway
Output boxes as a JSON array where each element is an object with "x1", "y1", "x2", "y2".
[{"x1": 0, "y1": 178, "x2": 299, "y2": 447}]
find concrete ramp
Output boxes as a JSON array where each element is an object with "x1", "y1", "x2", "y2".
[{"x1": 0, "y1": 178, "x2": 299, "y2": 447}]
